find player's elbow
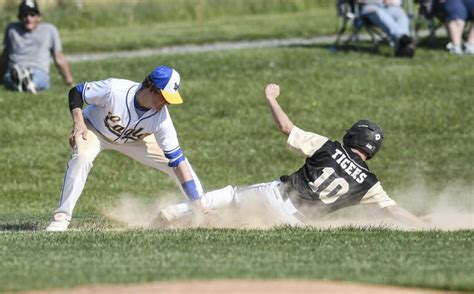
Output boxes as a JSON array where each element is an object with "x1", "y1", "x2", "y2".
[
  {"x1": 279, "y1": 122, "x2": 294, "y2": 136},
  {"x1": 54, "y1": 51, "x2": 65, "y2": 62}
]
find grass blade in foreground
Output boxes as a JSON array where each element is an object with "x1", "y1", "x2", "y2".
[{"x1": 0, "y1": 228, "x2": 472, "y2": 292}]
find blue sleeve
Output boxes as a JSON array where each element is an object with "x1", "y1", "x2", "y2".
[
  {"x1": 75, "y1": 83, "x2": 85, "y2": 94},
  {"x1": 165, "y1": 147, "x2": 186, "y2": 167},
  {"x1": 181, "y1": 180, "x2": 200, "y2": 200}
]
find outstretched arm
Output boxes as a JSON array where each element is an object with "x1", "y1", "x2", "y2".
[
  {"x1": 383, "y1": 205, "x2": 430, "y2": 228},
  {"x1": 264, "y1": 84, "x2": 294, "y2": 136},
  {"x1": 172, "y1": 158, "x2": 204, "y2": 210},
  {"x1": 68, "y1": 87, "x2": 88, "y2": 148}
]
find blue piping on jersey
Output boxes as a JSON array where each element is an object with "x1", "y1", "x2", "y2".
[
  {"x1": 136, "y1": 109, "x2": 159, "y2": 122},
  {"x1": 122, "y1": 85, "x2": 161, "y2": 143},
  {"x1": 123, "y1": 109, "x2": 159, "y2": 143}
]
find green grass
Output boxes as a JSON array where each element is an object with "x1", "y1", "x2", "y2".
[
  {"x1": 0, "y1": 1, "x2": 336, "y2": 53},
  {"x1": 0, "y1": 43, "x2": 473, "y2": 290},
  {"x1": 60, "y1": 10, "x2": 336, "y2": 53},
  {"x1": 1, "y1": 0, "x2": 333, "y2": 29},
  {"x1": 1, "y1": 228, "x2": 473, "y2": 291}
]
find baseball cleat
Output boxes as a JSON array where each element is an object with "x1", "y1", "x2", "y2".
[
  {"x1": 11, "y1": 64, "x2": 24, "y2": 93},
  {"x1": 151, "y1": 211, "x2": 174, "y2": 229},
  {"x1": 22, "y1": 67, "x2": 37, "y2": 94},
  {"x1": 46, "y1": 212, "x2": 70, "y2": 232},
  {"x1": 152, "y1": 204, "x2": 192, "y2": 229},
  {"x1": 159, "y1": 205, "x2": 180, "y2": 223}
]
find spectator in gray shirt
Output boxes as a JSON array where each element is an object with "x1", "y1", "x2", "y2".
[{"x1": 0, "y1": 0, "x2": 74, "y2": 94}]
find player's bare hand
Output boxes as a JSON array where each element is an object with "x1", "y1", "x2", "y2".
[
  {"x1": 69, "y1": 121, "x2": 88, "y2": 148},
  {"x1": 264, "y1": 84, "x2": 280, "y2": 101}
]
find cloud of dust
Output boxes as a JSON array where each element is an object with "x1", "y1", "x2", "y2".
[
  {"x1": 102, "y1": 192, "x2": 182, "y2": 229},
  {"x1": 102, "y1": 191, "x2": 290, "y2": 230},
  {"x1": 308, "y1": 181, "x2": 474, "y2": 231},
  {"x1": 392, "y1": 181, "x2": 473, "y2": 230},
  {"x1": 103, "y1": 182, "x2": 473, "y2": 231}
]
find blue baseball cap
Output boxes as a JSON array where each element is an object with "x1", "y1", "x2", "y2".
[{"x1": 149, "y1": 65, "x2": 183, "y2": 104}]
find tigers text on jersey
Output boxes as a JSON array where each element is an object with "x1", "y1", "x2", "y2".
[{"x1": 281, "y1": 126, "x2": 396, "y2": 218}]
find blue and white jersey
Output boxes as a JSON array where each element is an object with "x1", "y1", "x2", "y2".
[{"x1": 80, "y1": 78, "x2": 184, "y2": 166}]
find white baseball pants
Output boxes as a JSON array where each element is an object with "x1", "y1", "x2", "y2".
[
  {"x1": 199, "y1": 181, "x2": 305, "y2": 226},
  {"x1": 53, "y1": 126, "x2": 203, "y2": 219}
]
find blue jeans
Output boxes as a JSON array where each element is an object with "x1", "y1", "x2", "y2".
[
  {"x1": 361, "y1": 4, "x2": 410, "y2": 43},
  {"x1": 3, "y1": 66, "x2": 51, "y2": 91}
]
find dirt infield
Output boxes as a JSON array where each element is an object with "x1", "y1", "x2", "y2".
[{"x1": 25, "y1": 280, "x2": 451, "y2": 294}]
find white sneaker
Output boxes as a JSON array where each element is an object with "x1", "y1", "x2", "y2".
[
  {"x1": 46, "y1": 212, "x2": 70, "y2": 232},
  {"x1": 447, "y1": 43, "x2": 463, "y2": 55},
  {"x1": 464, "y1": 43, "x2": 474, "y2": 55}
]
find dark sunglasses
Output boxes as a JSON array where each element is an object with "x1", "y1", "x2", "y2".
[{"x1": 21, "y1": 12, "x2": 38, "y2": 18}]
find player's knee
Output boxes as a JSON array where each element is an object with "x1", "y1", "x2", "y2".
[
  {"x1": 200, "y1": 185, "x2": 236, "y2": 209},
  {"x1": 72, "y1": 152, "x2": 95, "y2": 167}
]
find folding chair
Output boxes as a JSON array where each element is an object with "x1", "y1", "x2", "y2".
[
  {"x1": 333, "y1": 0, "x2": 387, "y2": 51},
  {"x1": 333, "y1": 0, "x2": 415, "y2": 51},
  {"x1": 418, "y1": 2, "x2": 473, "y2": 52},
  {"x1": 414, "y1": 0, "x2": 445, "y2": 44}
]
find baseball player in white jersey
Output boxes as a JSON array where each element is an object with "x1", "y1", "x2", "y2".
[
  {"x1": 46, "y1": 65, "x2": 204, "y2": 231},
  {"x1": 159, "y1": 84, "x2": 429, "y2": 228}
]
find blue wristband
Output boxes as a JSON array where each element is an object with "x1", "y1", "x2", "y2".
[{"x1": 181, "y1": 180, "x2": 200, "y2": 201}]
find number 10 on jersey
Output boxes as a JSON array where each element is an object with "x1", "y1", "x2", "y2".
[{"x1": 308, "y1": 167, "x2": 349, "y2": 204}]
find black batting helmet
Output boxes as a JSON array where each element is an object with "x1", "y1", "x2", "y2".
[{"x1": 343, "y1": 120, "x2": 384, "y2": 159}]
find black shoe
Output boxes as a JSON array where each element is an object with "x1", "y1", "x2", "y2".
[
  {"x1": 11, "y1": 64, "x2": 24, "y2": 92},
  {"x1": 395, "y1": 35, "x2": 415, "y2": 58}
]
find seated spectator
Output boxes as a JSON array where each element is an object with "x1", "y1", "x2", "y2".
[
  {"x1": 0, "y1": 0, "x2": 74, "y2": 94},
  {"x1": 438, "y1": 0, "x2": 474, "y2": 54},
  {"x1": 359, "y1": 0, "x2": 416, "y2": 57}
]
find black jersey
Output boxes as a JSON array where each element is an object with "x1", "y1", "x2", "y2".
[{"x1": 281, "y1": 127, "x2": 392, "y2": 218}]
